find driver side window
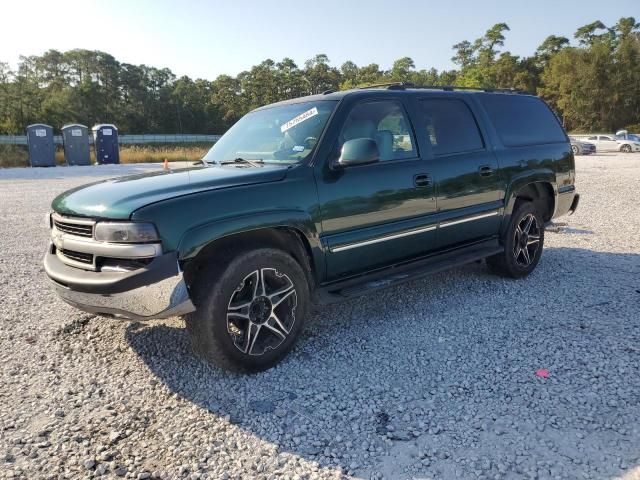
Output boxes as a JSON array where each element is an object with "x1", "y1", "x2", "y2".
[{"x1": 339, "y1": 100, "x2": 416, "y2": 161}]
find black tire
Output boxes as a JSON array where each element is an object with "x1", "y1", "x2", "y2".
[
  {"x1": 571, "y1": 144, "x2": 580, "y2": 155},
  {"x1": 486, "y1": 202, "x2": 545, "y2": 279},
  {"x1": 621, "y1": 144, "x2": 632, "y2": 153},
  {"x1": 185, "y1": 248, "x2": 309, "y2": 372}
]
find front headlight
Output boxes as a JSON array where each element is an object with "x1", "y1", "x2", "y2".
[{"x1": 94, "y1": 222, "x2": 159, "y2": 243}]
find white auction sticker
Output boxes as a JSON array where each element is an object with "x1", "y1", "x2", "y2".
[
  {"x1": 71, "y1": 129, "x2": 82, "y2": 137},
  {"x1": 280, "y1": 107, "x2": 318, "y2": 133},
  {"x1": 35, "y1": 129, "x2": 47, "y2": 137},
  {"x1": 103, "y1": 128, "x2": 113, "y2": 136}
]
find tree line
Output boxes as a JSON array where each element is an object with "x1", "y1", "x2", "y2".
[{"x1": 0, "y1": 17, "x2": 638, "y2": 135}]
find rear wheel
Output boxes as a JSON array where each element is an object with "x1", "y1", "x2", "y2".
[
  {"x1": 571, "y1": 145, "x2": 580, "y2": 155},
  {"x1": 486, "y1": 202, "x2": 544, "y2": 278},
  {"x1": 186, "y1": 248, "x2": 309, "y2": 372}
]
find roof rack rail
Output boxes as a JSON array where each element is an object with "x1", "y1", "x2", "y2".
[
  {"x1": 415, "y1": 85, "x2": 527, "y2": 94},
  {"x1": 358, "y1": 82, "x2": 415, "y2": 90},
  {"x1": 358, "y1": 82, "x2": 528, "y2": 94}
]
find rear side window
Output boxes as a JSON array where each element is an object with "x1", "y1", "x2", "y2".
[
  {"x1": 418, "y1": 99, "x2": 484, "y2": 156},
  {"x1": 479, "y1": 95, "x2": 566, "y2": 147}
]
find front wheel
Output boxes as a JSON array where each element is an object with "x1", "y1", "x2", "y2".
[
  {"x1": 186, "y1": 248, "x2": 309, "y2": 372},
  {"x1": 571, "y1": 145, "x2": 580, "y2": 155},
  {"x1": 620, "y1": 144, "x2": 632, "y2": 153},
  {"x1": 486, "y1": 202, "x2": 544, "y2": 278}
]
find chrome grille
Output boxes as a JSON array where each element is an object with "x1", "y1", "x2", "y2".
[
  {"x1": 60, "y1": 249, "x2": 94, "y2": 265},
  {"x1": 52, "y1": 215, "x2": 94, "y2": 238}
]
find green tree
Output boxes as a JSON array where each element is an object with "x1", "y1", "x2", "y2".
[{"x1": 390, "y1": 57, "x2": 415, "y2": 81}]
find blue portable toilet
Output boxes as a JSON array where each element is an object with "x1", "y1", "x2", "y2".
[
  {"x1": 25, "y1": 124, "x2": 55, "y2": 167},
  {"x1": 61, "y1": 124, "x2": 91, "y2": 166},
  {"x1": 92, "y1": 124, "x2": 120, "y2": 164}
]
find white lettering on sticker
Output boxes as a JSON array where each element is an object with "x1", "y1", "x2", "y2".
[
  {"x1": 280, "y1": 107, "x2": 318, "y2": 133},
  {"x1": 71, "y1": 129, "x2": 82, "y2": 137},
  {"x1": 102, "y1": 128, "x2": 113, "y2": 136},
  {"x1": 292, "y1": 145, "x2": 305, "y2": 152},
  {"x1": 35, "y1": 129, "x2": 47, "y2": 137}
]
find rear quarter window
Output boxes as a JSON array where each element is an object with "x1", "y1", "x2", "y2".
[{"x1": 478, "y1": 94, "x2": 567, "y2": 147}]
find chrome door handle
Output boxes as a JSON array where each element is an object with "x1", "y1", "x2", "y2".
[
  {"x1": 414, "y1": 174, "x2": 431, "y2": 187},
  {"x1": 478, "y1": 165, "x2": 494, "y2": 177}
]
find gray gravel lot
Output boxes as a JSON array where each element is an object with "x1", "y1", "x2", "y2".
[{"x1": 1, "y1": 154, "x2": 639, "y2": 480}]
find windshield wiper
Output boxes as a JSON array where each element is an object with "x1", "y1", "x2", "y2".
[{"x1": 219, "y1": 157, "x2": 264, "y2": 167}]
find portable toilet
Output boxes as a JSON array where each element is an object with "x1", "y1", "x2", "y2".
[
  {"x1": 61, "y1": 124, "x2": 91, "y2": 166},
  {"x1": 25, "y1": 124, "x2": 55, "y2": 167},
  {"x1": 92, "y1": 124, "x2": 119, "y2": 164}
]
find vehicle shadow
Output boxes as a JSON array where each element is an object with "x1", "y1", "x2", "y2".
[{"x1": 125, "y1": 247, "x2": 640, "y2": 478}]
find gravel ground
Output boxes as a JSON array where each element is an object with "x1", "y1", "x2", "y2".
[{"x1": 0, "y1": 154, "x2": 639, "y2": 480}]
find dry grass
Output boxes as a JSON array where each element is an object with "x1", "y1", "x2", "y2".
[{"x1": 1, "y1": 143, "x2": 212, "y2": 168}]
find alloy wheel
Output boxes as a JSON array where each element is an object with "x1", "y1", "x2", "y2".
[
  {"x1": 513, "y1": 213, "x2": 541, "y2": 267},
  {"x1": 226, "y1": 268, "x2": 297, "y2": 356}
]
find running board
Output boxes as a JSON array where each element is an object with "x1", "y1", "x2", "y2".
[{"x1": 314, "y1": 240, "x2": 503, "y2": 304}]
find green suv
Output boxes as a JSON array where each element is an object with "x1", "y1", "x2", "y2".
[{"x1": 44, "y1": 84, "x2": 579, "y2": 372}]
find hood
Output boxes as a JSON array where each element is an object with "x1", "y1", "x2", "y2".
[{"x1": 52, "y1": 164, "x2": 289, "y2": 219}]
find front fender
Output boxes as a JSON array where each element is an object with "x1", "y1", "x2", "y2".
[{"x1": 177, "y1": 209, "x2": 324, "y2": 278}]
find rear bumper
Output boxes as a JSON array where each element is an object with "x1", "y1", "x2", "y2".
[
  {"x1": 554, "y1": 186, "x2": 579, "y2": 218},
  {"x1": 569, "y1": 193, "x2": 580, "y2": 215},
  {"x1": 44, "y1": 246, "x2": 195, "y2": 320}
]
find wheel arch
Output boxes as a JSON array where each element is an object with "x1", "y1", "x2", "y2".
[
  {"x1": 178, "y1": 214, "x2": 323, "y2": 290},
  {"x1": 502, "y1": 177, "x2": 556, "y2": 234}
]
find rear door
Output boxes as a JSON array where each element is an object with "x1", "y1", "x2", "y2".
[
  {"x1": 315, "y1": 97, "x2": 438, "y2": 281},
  {"x1": 415, "y1": 96, "x2": 503, "y2": 249}
]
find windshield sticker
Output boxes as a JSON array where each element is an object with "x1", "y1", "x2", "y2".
[
  {"x1": 292, "y1": 145, "x2": 305, "y2": 152},
  {"x1": 280, "y1": 107, "x2": 318, "y2": 133}
]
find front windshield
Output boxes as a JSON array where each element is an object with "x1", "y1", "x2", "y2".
[{"x1": 203, "y1": 100, "x2": 337, "y2": 164}]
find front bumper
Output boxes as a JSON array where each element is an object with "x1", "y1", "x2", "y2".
[{"x1": 44, "y1": 247, "x2": 195, "y2": 320}]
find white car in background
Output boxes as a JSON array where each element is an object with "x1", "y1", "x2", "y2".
[{"x1": 581, "y1": 134, "x2": 640, "y2": 153}]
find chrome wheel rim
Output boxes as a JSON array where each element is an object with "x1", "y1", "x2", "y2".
[
  {"x1": 513, "y1": 213, "x2": 541, "y2": 267},
  {"x1": 226, "y1": 268, "x2": 297, "y2": 356}
]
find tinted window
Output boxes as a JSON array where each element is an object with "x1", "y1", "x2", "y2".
[
  {"x1": 340, "y1": 101, "x2": 416, "y2": 161},
  {"x1": 419, "y1": 99, "x2": 484, "y2": 156},
  {"x1": 600, "y1": 135, "x2": 613, "y2": 141},
  {"x1": 479, "y1": 94, "x2": 566, "y2": 147}
]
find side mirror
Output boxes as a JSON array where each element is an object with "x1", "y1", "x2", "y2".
[{"x1": 336, "y1": 138, "x2": 380, "y2": 168}]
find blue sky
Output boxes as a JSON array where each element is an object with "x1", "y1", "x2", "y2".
[{"x1": 1, "y1": 0, "x2": 637, "y2": 79}]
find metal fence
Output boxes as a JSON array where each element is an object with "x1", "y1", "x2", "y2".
[{"x1": 0, "y1": 134, "x2": 221, "y2": 145}]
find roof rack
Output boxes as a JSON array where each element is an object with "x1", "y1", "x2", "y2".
[
  {"x1": 416, "y1": 85, "x2": 527, "y2": 94},
  {"x1": 358, "y1": 82, "x2": 413, "y2": 90},
  {"x1": 358, "y1": 82, "x2": 527, "y2": 94}
]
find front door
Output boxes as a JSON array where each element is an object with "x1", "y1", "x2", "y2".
[
  {"x1": 597, "y1": 135, "x2": 619, "y2": 152},
  {"x1": 315, "y1": 98, "x2": 437, "y2": 281},
  {"x1": 415, "y1": 97, "x2": 503, "y2": 249}
]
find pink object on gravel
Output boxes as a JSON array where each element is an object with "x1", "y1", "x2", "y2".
[{"x1": 536, "y1": 369, "x2": 550, "y2": 378}]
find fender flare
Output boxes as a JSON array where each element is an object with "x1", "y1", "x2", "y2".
[
  {"x1": 177, "y1": 209, "x2": 324, "y2": 279},
  {"x1": 501, "y1": 170, "x2": 556, "y2": 233}
]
